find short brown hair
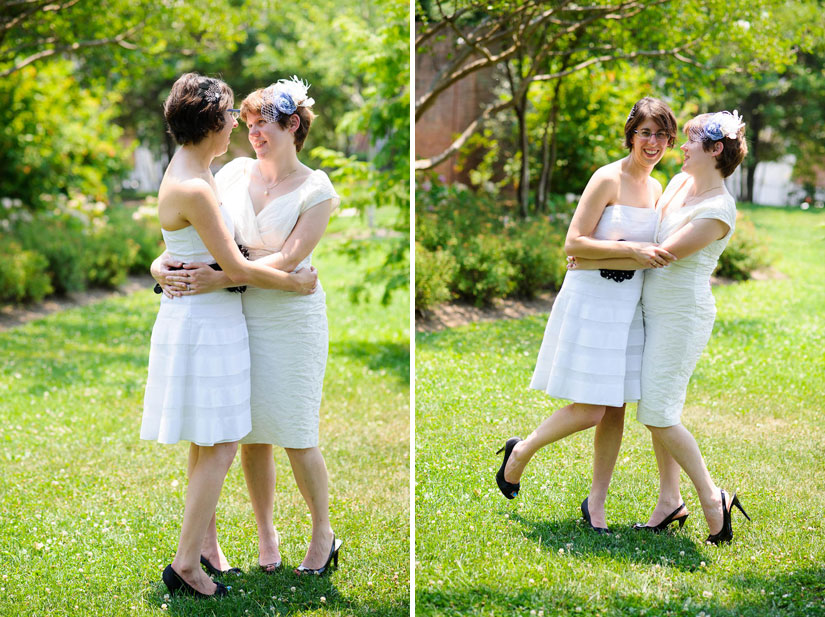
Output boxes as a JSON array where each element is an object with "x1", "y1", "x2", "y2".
[
  {"x1": 624, "y1": 97, "x2": 678, "y2": 150},
  {"x1": 240, "y1": 88, "x2": 315, "y2": 153},
  {"x1": 684, "y1": 113, "x2": 748, "y2": 178},
  {"x1": 163, "y1": 73, "x2": 234, "y2": 146}
]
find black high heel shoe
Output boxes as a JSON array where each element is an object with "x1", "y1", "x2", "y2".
[
  {"x1": 633, "y1": 503, "x2": 689, "y2": 532},
  {"x1": 163, "y1": 564, "x2": 229, "y2": 598},
  {"x1": 581, "y1": 497, "x2": 610, "y2": 534},
  {"x1": 200, "y1": 555, "x2": 243, "y2": 577},
  {"x1": 495, "y1": 438, "x2": 522, "y2": 499},
  {"x1": 295, "y1": 535, "x2": 342, "y2": 576},
  {"x1": 705, "y1": 489, "x2": 751, "y2": 545}
]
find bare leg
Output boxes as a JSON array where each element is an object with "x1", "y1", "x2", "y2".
[
  {"x1": 643, "y1": 429, "x2": 687, "y2": 526},
  {"x1": 285, "y1": 446, "x2": 334, "y2": 570},
  {"x1": 188, "y1": 445, "x2": 233, "y2": 571},
  {"x1": 240, "y1": 443, "x2": 281, "y2": 568},
  {"x1": 504, "y1": 402, "x2": 607, "y2": 484},
  {"x1": 171, "y1": 442, "x2": 238, "y2": 595},
  {"x1": 586, "y1": 405, "x2": 625, "y2": 528},
  {"x1": 646, "y1": 424, "x2": 723, "y2": 534}
]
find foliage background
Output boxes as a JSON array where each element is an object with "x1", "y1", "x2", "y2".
[{"x1": 0, "y1": 0, "x2": 409, "y2": 305}]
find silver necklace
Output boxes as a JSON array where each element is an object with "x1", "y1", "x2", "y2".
[
  {"x1": 258, "y1": 165, "x2": 299, "y2": 196},
  {"x1": 688, "y1": 184, "x2": 724, "y2": 202}
]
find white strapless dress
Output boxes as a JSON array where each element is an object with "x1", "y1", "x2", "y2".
[
  {"x1": 530, "y1": 205, "x2": 658, "y2": 406},
  {"x1": 140, "y1": 206, "x2": 251, "y2": 446}
]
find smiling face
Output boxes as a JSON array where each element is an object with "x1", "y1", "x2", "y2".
[
  {"x1": 245, "y1": 111, "x2": 295, "y2": 158},
  {"x1": 630, "y1": 119, "x2": 669, "y2": 167},
  {"x1": 680, "y1": 135, "x2": 721, "y2": 176}
]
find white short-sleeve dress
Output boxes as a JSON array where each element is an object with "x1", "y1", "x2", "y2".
[
  {"x1": 637, "y1": 178, "x2": 737, "y2": 427},
  {"x1": 141, "y1": 206, "x2": 252, "y2": 446},
  {"x1": 216, "y1": 158, "x2": 340, "y2": 448},
  {"x1": 530, "y1": 205, "x2": 658, "y2": 406}
]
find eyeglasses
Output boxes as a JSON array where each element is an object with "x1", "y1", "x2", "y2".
[
  {"x1": 634, "y1": 129, "x2": 670, "y2": 142},
  {"x1": 228, "y1": 109, "x2": 241, "y2": 121}
]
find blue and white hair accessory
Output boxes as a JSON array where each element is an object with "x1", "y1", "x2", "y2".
[
  {"x1": 261, "y1": 76, "x2": 315, "y2": 124},
  {"x1": 702, "y1": 110, "x2": 745, "y2": 141}
]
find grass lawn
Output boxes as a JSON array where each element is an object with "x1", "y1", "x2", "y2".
[
  {"x1": 415, "y1": 205, "x2": 825, "y2": 617},
  {"x1": 0, "y1": 216, "x2": 410, "y2": 616}
]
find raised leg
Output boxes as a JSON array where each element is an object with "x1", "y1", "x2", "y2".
[
  {"x1": 285, "y1": 446, "x2": 334, "y2": 570},
  {"x1": 504, "y1": 402, "x2": 607, "y2": 484}
]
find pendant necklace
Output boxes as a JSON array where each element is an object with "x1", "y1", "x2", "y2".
[{"x1": 258, "y1": 165, "x2": 299, "y2": 196}]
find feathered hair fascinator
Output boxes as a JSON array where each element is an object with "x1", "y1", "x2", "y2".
[{"x1": 260, "y1": 76, "x2": 315, "y2": 124}]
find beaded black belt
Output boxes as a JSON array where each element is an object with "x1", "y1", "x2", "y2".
[{"x1": 599, "y1": 269, "x2": 635, "y2": 282}]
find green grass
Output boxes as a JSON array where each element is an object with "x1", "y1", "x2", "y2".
[
  {"x1": 415, "y1": 205, "x2": 825, "y2": 617},
  {"x1": 0, "y1": 217, "x2": 410, "y2": 617}
]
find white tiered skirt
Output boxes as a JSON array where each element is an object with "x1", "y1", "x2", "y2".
[
  {"x1": 141, "y1": 292, "x2": 252, "y2": 446},
  {"x1": 530, "y1": 269, "x2": 644, "y2": 407}
]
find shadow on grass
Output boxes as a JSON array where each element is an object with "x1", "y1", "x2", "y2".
[
  {"x1": 510, "y1": 511, "x2": 706, "y2": 572},
  {"x1": 330, "y1": 340, "x2": 410, "y2": 385},
  {"x1": 151, "y1": 568, "x2": 409, "y2": 617},
  {"x1": 415, "y1": 566, "x2": 825, "y2": 617}
]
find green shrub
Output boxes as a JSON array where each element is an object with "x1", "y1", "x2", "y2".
[
  {"x1": 415, "y1": 243, "x2": 457, "y2": 312},
  {"x1": 105, "y1": 204, "x2": 163, "y2": 274},
  {"x1": 85, "y1": 230, "x2": 141, "y2": 288},
  {"x1": 14, "y1": 217, "x2": 89, "y2": 294},
  {"x1": 504, "y1": 221, "x2": 567, "y2": 298},
  {"x1": 0, "y1": 240, "x2": 53, "y2": 303},
  {"x1": 452, "y1": 235, "x2": 517, "y2": 306},
  {"x1": 715, "y1": 211, "x2": 770, "y2": 280}
]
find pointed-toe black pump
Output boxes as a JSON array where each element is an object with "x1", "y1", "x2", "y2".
[
  {"x1": 581, "y1": 497, "x2": 610, "y2": 534},
  {"x1": 633, "y1": 503, "x2": 689, "y2": 533},
  {"x1": 706, "y1": 489, "x2": 750, "y2": 545},
  {"x1": 295, "y1": 536, "x2": 342, "y2": 576},
  {"x1": 163, "y1": 564, "x2": 229, "y2": 598},
  {"x1": 495, "y1": 437, "x2": 522, "y2": 499},
  {"x1": 200, "y1": 555, "x2": 243, "y2": 577}
]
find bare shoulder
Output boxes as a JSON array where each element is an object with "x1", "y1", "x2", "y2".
[
  {"x1": 583, "y1": 161, "x2": 621, "y2": 198},
  {"x1": 165, "y1": 177, "x2": 217, "y2": 207}
]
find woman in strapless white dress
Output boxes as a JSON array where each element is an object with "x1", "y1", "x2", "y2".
[
  {"x1": 141, "y1": 74, "x2": 318, "y2": 599},
  {"x1": 496, "y1": 98, "x2": 678, "y2": 532},
  {"x1": 569, "y1": 111, "x2": 751, "y2": 544},
  {"x1": 153, "y1": 78, "x2": 341, "y2": 575}
]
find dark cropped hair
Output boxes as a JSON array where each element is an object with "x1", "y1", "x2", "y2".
[
  {"x1": 624, "y1": 97, "x2": 678, "y2": 150},
  {"x1": 163, "y1": 73, "x2": 234, "y2": 146},
  {"x1": 239, "y1": 88, "x2": 315, "y2": 153},
  {"x1": 684, "y1": 113, "x2": 748, "y2": 178}
]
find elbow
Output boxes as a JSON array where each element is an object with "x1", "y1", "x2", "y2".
[
  {"x1": 223, "y1": 266, "x2": 250, "y2": 285},
  {"x1": 564, "y1": 238, "x2": 579, "y2": 256}
]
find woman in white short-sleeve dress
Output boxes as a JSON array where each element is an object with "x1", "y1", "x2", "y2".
[
  {"x1": 495, "y1": 98, "x2": 679, "y2": 533},
  {"x1": 570, "y1": 111, "x2": 752, "y2": 544},
  {"x1": 141, "y1": 73, "x2": 318, "y2": 598},
  {"x1": 154, "y1": 78, "x2": 342, "y2": 574}
]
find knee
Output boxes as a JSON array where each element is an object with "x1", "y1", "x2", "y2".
[
  {"x1": 572, "y1": 403, "x2": 606, "y2": 428},
  {"x1": 211, "y1": 442, "x2": 239, "y2": 470}
]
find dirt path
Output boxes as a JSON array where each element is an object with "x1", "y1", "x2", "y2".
[{"x1": 0, "y1": 275, "x2": 155, "y2": 331}]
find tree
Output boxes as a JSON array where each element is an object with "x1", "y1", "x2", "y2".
[{"x1": 414, "y1": 0, "x2": 807, "y2": 180}]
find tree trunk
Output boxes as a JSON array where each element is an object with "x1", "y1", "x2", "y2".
[
  {"x1": 745, "y1": 112, "x2": 762, "y2": 203},
  {"x1": 516, "y1": 89, "x2": 530, "y2": 217},
  {"x1": 537, "y1": 75, "x2": 564, "y2": 213}
]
